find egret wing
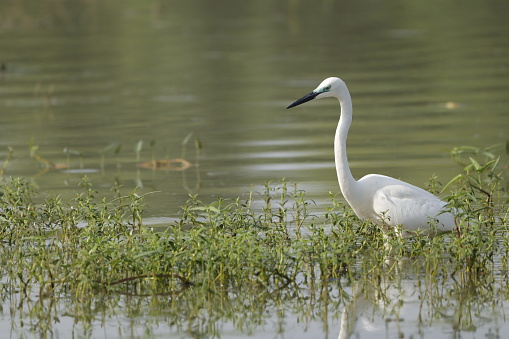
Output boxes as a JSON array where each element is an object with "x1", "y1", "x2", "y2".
[{"x1": 372, "y1": 184, "x2": 450, "y2": 231}]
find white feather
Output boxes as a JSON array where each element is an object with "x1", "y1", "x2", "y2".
[{"x1": 287, "y1": 77, "x2": 455, "y2": 233}]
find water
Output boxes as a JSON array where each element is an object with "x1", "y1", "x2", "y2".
[{"x1": 1, "y1": 0, "x2": 509, "y2": 337}]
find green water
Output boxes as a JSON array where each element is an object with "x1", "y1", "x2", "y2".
[{"x1": 1, "y1": 0, "x2": 509, "y2": 337}]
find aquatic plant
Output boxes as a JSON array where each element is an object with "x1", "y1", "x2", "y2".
[{"x1": 0, "y1": 144, "x2": 507, "y2": 338}]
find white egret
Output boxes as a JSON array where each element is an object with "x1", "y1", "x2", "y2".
[{"x1": 287, "y1": 77, "x2": 455, "y2": 233}]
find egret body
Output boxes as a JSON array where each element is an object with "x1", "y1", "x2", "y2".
[{"x1": 287, "y1": 77, "x2": 454, "y2": 233}]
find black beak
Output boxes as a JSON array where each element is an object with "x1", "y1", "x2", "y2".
[{"x1": 286, "y1": 91, "x2": 319, "y2": 109}]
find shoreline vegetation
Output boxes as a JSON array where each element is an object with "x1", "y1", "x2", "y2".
[{"x1": 1, "y1": 143, "x2": 508, "y2": 337}]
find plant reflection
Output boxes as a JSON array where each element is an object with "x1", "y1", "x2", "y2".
[{"x1": 1, "y1": 145, "x2": 508, "y2": 338}]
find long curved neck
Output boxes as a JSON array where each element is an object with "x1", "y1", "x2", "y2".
[{"x1": 334, "y1": 95, "x2": 357, "y2": 200}]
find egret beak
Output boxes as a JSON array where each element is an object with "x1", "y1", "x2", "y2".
[{"x1": 286, "y1": 91, "x2": 319, "y2": 109}]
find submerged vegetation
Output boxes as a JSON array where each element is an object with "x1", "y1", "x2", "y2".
[{"x1": 0, "y1": 143, "x2": 508, "y2": 338}]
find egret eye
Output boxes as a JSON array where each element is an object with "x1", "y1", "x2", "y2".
[{"x1": 325, "y1": 85, "x2": 332, "y2": 91}]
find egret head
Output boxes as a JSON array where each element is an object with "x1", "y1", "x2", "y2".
[{"x1": 286, "y1": 77, "x2": 346, "y2": 109}]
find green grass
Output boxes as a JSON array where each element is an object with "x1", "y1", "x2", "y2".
[{"x1": 0, "y1": 144, "x2": 508, "y2": 337}]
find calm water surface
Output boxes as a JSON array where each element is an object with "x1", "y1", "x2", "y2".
[{"x1": 1, "y1": 0, "x2": 509, "y2": 338}]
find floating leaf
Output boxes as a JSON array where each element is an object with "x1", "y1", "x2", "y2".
[
  {"x1": 444, "y1": 102, "x2": 460, "y2": 109},
  {"x1": 138, "y1": 158, "x2": 192, "y2": 171},
  {"x1": 53, "y1": 163, "x2": 70, "y2": 169}
]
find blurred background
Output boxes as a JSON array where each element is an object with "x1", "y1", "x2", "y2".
[{"x1": 0, "y1": 0, "x2": 508, "y2": 220}]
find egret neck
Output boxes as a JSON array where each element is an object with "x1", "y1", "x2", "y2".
[{"x1": 335, "y1": 93, "x2": 357, "y2": 202}]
